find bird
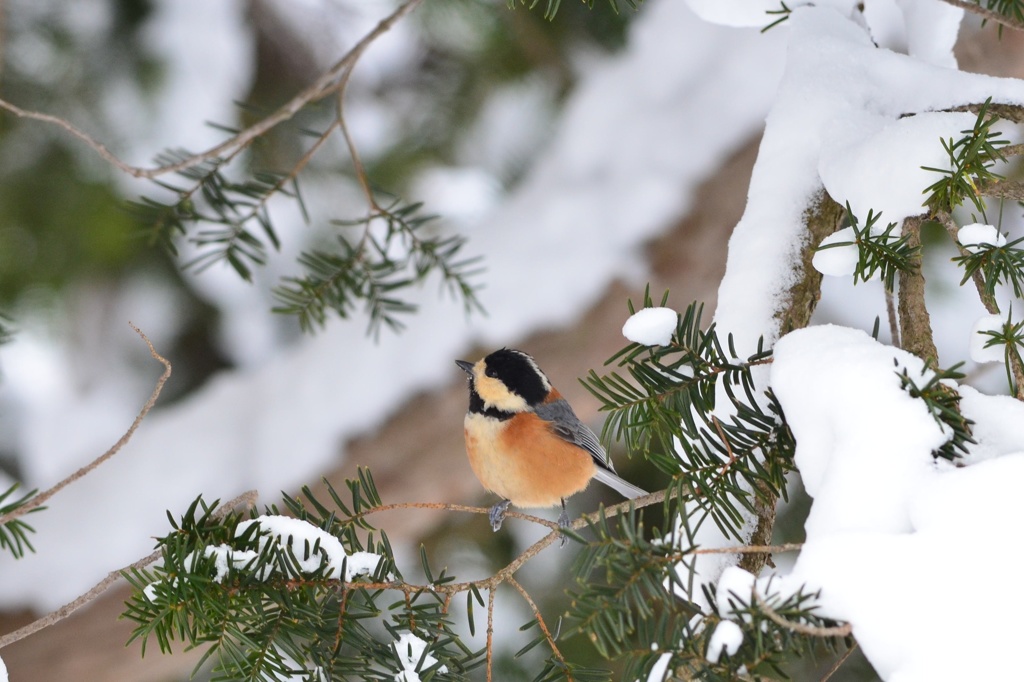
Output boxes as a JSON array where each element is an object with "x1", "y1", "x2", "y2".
[{"x1": 455, "y1": 348, "x2": 648, "y2": 540}]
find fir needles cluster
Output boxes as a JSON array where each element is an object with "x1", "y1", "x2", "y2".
[
  {"x1": 272, "y1": 201, "x2": 483, "y2": 337},
  {"x1": 894, "y1": 360, "x2": 975, "y2": 461},
  {"x1": 130, "y1": 141, "x2": 483, "y2": 338},
  {"x1": 0, "y1": 484, "x2": 39, "y2": 560},
  {"x1": 123, "y1": 475, "x2": 485, "y2": 681},
  {"x1": 583, "y1": 293, "x2": 794, "y2": 540},
  {"x1": 923, "y1": 98, "x2": 1008, "y2": 217},
  {"x1": 818, "y1": 204, "x2": 918, "y2": 292}
]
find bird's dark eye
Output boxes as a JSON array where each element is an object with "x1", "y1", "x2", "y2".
[{"x1": 485, "y1": 367, "x2": 498, "y2": 378}]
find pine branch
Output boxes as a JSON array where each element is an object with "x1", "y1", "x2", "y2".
[
  {"x1": 895, "y1": 361, "x2": 974, "y2": 460},
  {"x1": 584, "y1": 299, "x2": 792, "y2": 545},
  {"x1": 272, "y1": 202, "x2": 483, "y2": 337},
  {"x1": 0, "y1": 324, "x2": 170, "y2": 527}
]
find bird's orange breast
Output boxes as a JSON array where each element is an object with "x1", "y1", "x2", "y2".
[{"x1": 464, "y1": 411, "x2": 596, "y2": 508}]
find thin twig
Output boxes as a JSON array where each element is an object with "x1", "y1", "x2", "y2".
[
  {"x1": 506, "y1": 575, "x2": 571, "y2": 679},
  {"x1": 486, "y1": 587, "x2": 495, "y2": 682},
  {"x1": 935, "y1": 211, "x2": 999, "y2": 314},
  {"x1": 753, "y1": 590, "x2": 852, "y2": 638},
  {"x1": 0, "y1": 323, "x2": 170, "y2": 526},
  {"x1": 693, "y1": 542, "x2": 803, "y2": 556},
  {"x1": 0, "y1": 0, "x2": 424, "y2": 180},
  {"x1": 0, "y1": 489, "x2": 257, "y2": 650},
  {"x1": 1001, "y1": 143, "x2": 1024, "y2": 157},
  {"x1": 345, "y1": 500, "x2": 561, "y2": 532},
  {"x1": 336, "y1": 69, "x2": 380, "y2": 213},
  {"x1": 820, "y1": 642, "x2": 859, "y2": 682}
]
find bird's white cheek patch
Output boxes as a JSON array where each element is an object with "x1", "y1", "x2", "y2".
[{"x1": 473, "y1": 369, "x2": 529, "y2": 413}]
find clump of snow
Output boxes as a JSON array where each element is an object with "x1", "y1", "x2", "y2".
[
  {"x1": 715, "y1": 565, "x2": 757, "y2": 619},
  {"x1": 773, "y1": 326, "x2": 948, "y2": 537},
  {"x1": 198, "y1": 543, "x2": 259, "y2": 583},
  {"x1": 819, "y1": 111, "x2": 977, "y2": 223},
  {"x1": 770, "y1": 325, "x2": 1024, "y2": 681},
  {"x1": 233, "y1": 515, "x2": 382, "y2": 582},
  {"x1": 392, "y1": 632, "x2": 448, "y2": 682},
  {"x1": 685, "y1": 0, "x2": 961, "y2": 68},
  {"x1": 812, "y1": 226, "x2": 861, "y2": 277},
  {"x1": 0, "y1": 654, "x2": 7, "y2": 682},
  {"x1": 622, "y1": 307, "x2": 678, "y2": 346},
  {"x1": 958, "y1": 223, "x2": 1006, "y2": 253},
  {"x1": 969, "y1": 314, "x2": 1008, "y2": 364},
  {"x1": 706, "y1": 620, "x2": 744, "y2": 664},
  {"x1": 683, "y1": 0, "x2": 782, "y2": 27}
]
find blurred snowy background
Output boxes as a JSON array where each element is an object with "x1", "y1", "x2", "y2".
[{"x1": 0, "y1": 0, "x2": 1019, "y2": 679}]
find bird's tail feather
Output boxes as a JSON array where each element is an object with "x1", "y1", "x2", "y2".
[{"x1": 593, "y1": 468, "x2": 648, "y2": 499}]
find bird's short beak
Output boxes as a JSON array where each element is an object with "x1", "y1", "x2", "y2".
[{"x1": 455, "y1": 360, "x2": 474, "y2": 375}]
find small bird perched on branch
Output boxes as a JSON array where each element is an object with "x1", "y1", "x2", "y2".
[{"x1": 456, "y1": 348, "x2": 647, "y2": 540}]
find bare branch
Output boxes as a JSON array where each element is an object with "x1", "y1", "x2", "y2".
[
  {"x1": 0, "y1": 323, "x2": 171, "y2": 526},
  {"x1": 0, "y1": 0, "x2": 423, "y2": 180}
]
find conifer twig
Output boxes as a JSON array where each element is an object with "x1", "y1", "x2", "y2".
[{"x1": 753, "y1": 589, "x2": 852, "y2": 638}]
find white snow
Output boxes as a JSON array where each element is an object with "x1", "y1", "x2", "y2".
[
  {"x1": 812, "y1": 226, "x2": 861, "y2": 277},
  {"x1": 622, "y1": 307, "x2": 678, "y2": 346},
  {"x1": 958, "y1": 223, "x2": 1007, "y2": 252},
  {"x1": 705, "y1": 620, "x2": 743, "y2": 664},
  {"x1": 233, "y1": 515, "x2": 382, "y2": 581},
  {"x1": 682, "y1": 5, "x2": 1024, "y2": 678},
  {"x1": 770, "y1": 325, "x2": 1024, "y2": 681},
  {"x1": 392, "y1": 632, "x2": 448, "y2": 682},
  {"x1": 969, "y1": 314, "x2": 1007, "y2": 363},
  {"x1": 819, "y1": 111, "x2": 977, "y2": 223}
]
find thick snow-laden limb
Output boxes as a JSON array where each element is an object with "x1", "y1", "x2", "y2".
[
  {"x1": 768, "y1": 325, "x2": 1024, "y2": 681},
  {"x1": 685, "y1": 0, "x2": 962, "y2": 67},
  {"x1": 714, "y1": 7, "x2": 1024, "y2": 357},
  {"x1": 684, "y1": 3, "x2": 1024, "y2": 588}
]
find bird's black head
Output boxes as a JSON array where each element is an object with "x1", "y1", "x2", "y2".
[
  {"x1": 482, "y1": 349, "x2": 550, "y2": 405},
  {"x1": 456, "y1": 348, "x2": 551, "y2": 413}
]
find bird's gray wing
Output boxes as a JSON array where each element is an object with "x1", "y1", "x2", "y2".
[
  {"x1": 534, "y1": 399, "x2": 615, "y2": 472},
  {"x1": 535, "y1": 399, "x2": 649, "y2": 500}
]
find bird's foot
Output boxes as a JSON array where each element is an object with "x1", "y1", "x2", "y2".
[
  {"x1": 557, "y1": 500, "x2": 570, "y2": 548},
  {"x1": 489, "y1": 499, "x2": 512, "y2": 532}
]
